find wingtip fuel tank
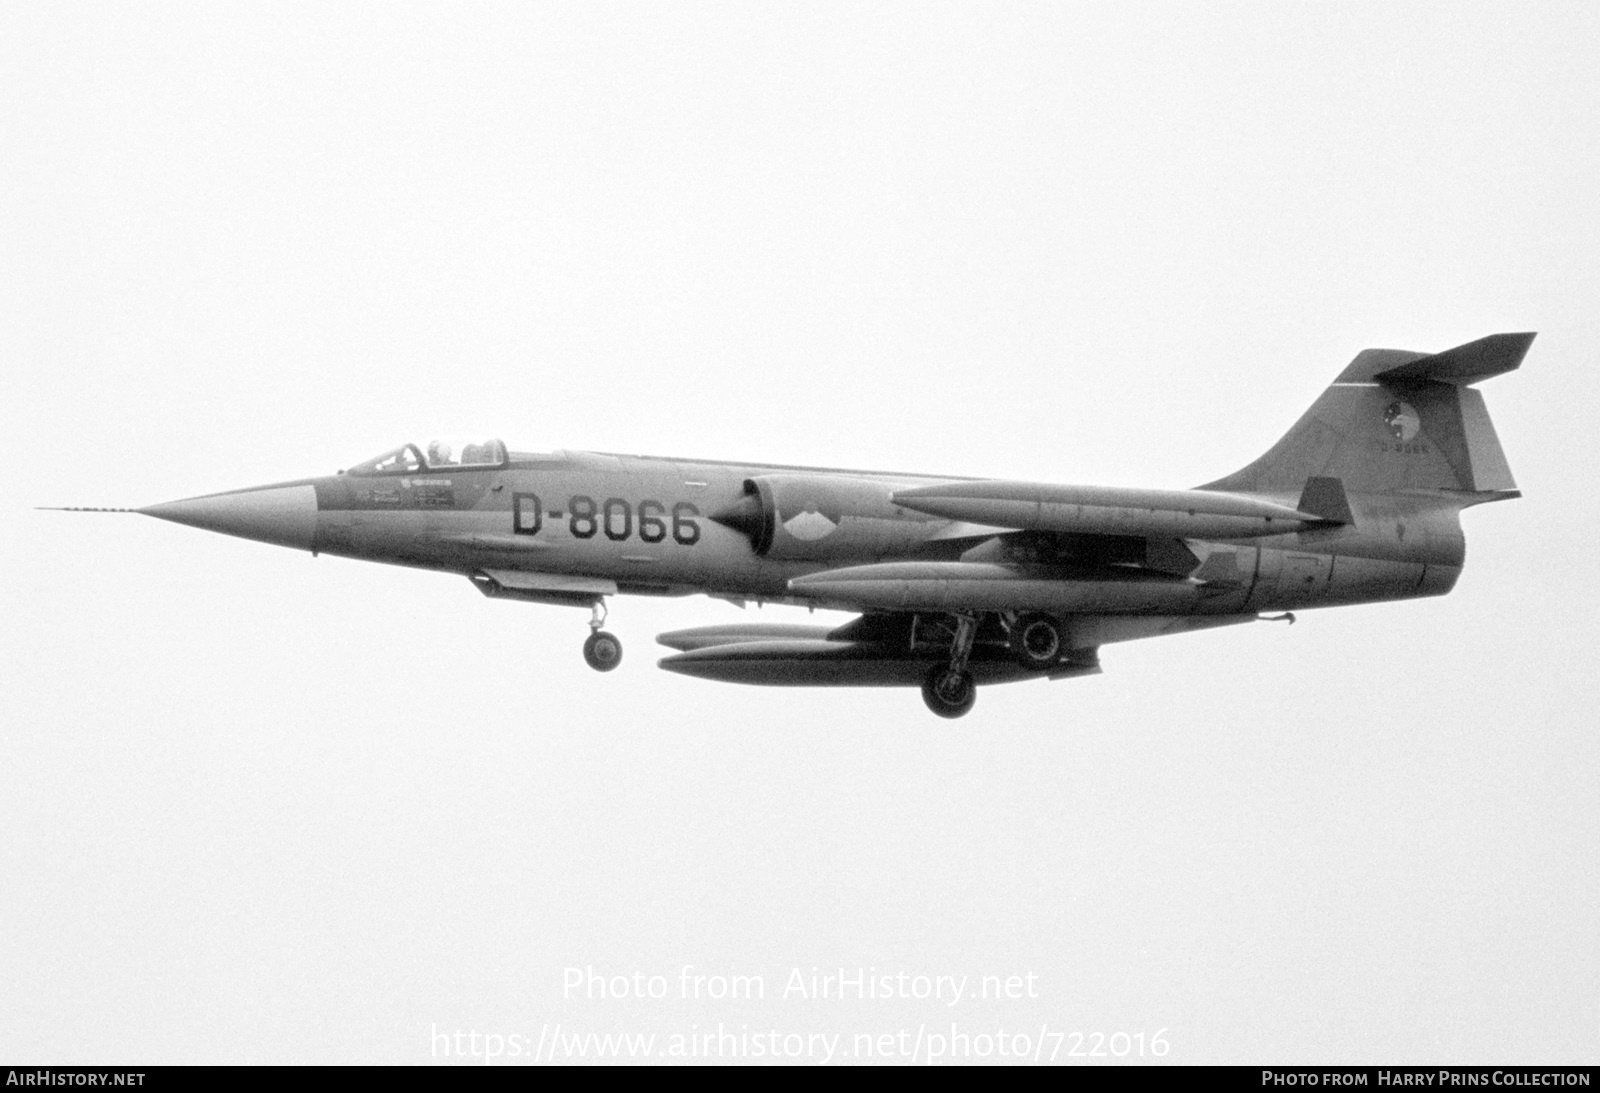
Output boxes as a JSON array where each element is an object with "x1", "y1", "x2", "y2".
[{"x1": 891, "y1": 482, "x2": 1327, "y2": 540}]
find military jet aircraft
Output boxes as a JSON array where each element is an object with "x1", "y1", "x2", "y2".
[{"x1": 54, "y1": 333, "x2": 1529, "y2": 718}]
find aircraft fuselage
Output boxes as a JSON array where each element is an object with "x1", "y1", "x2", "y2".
[
  {"x1": 193, "y1": 451, "x2": 1467, "y2": 630},
  {"x1": 98, "y1": 331, "x2": 1528, "y2": 717}
]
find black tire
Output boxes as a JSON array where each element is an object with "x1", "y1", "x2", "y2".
[
  {"x1": 583, "y1": 630, "x2": 623, "y2": 672},
  {"x1": 921, "y1": 665, "x2": 977, "y2": 719},
  {"x1": 1009, "y1": 612, "x2": 1062, "y2": 669}
]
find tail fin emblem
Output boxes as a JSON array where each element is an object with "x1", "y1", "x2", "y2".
[{"x1": 1384, "y1": 401, "x2": 1421, "y2": 441}]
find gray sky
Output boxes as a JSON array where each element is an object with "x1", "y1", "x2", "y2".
[{"x1": 3, "y1": 1, "x2": 1596, "y2": 1065}]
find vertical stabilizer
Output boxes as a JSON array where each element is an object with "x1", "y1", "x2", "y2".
[{"x1": 1202, "y1": 333, "x2": 1531, "y2": 496}]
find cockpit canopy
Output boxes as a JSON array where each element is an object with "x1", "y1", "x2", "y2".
[{"x1": 348, "y1": 438, "x2": 508, "y2": 475}]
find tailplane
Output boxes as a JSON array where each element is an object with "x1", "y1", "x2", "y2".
[{"x1": 1203, "y1": 333, "x2": 1531, "y2": 497}]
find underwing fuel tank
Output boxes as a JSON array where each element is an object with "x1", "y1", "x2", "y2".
[
  {"x1": 892, "y1": 481, "x2": 1323, "y2": 539},
  {"x1": 788, "y1": 561, "x2": 1200, "y2": 614},
  {"x1": 656, "y1": 623, "x2": 838, "y2": 652},
  {"x1": 656, "y1": 639, "x2": 1045, "y2": 687}
]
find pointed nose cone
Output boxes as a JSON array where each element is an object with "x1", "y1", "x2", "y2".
[{"x1": 139, "y1": 484, "x2": 319, "y2": 551}]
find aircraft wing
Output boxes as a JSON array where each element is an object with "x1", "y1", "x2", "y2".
[{"x1": 773, "y1": 478, "x2": 1351, "y2": 616}]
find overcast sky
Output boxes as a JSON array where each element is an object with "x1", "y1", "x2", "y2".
[{"x1": 4, "y1": 1, "x2": 1597, "y2": 1065}]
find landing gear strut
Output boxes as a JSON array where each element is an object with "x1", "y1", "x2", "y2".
[
  {"x1": 921, "y1": 613, "x2": 978, "y2": 719},
  {"x1": 583, "y1": 598, "x2": 622, "y2": 672}
]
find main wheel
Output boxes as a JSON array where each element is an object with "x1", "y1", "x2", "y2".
[
  {"x1": 1009, "y1": 612, "x2": 1062, "y2": 669},
  {"x1": 583, "y1": 630, "x2": 623, "y2": 672},
  {"x1": 922, "y1": 665, "x2": 977, "y2": 719}
]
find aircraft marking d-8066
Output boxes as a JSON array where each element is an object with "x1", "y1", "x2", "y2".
[{"x1": 63, "y1": 333, "x2": 1530, "y2": 718}]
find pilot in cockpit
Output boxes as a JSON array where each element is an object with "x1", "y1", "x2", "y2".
[{"x1": 426, "y1": 440, "x2": 455, "y2": 467}]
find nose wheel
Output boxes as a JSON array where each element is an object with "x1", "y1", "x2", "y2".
[
  {"x1": 584, "y1": 630, "x2": 623, "y2": 672},
  {"x1": 583, "y1": 599, "x2": 622, "y2": 672}
]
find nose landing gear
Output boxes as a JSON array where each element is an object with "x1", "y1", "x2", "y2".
[{"x1": 583, "y1": 598, "x2": 622, "y2": 672}]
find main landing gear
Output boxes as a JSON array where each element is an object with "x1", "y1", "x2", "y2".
[
  {"x1": 582, "y1": 598, "x2": 622, "y2": 672},
  {"x1": 922, "y1": 614, "x2": 978, "y2": 719},
  {"x1": 918, "y1": 612, "x2": 1068, "y2": 718}
]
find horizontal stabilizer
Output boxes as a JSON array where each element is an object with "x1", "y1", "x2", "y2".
[{"x1": 1373, "y1": 332, "x2": 1535, "y2": 387}]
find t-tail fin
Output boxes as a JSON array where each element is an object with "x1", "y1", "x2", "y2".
[{"x1": 1202, "y1": 332, "x2": 1532, "y2": 497}]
